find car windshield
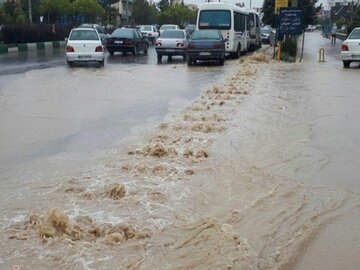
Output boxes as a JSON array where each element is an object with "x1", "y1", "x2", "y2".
[
  {"x1": 185, "y1": 25, "x2": 196, "y2": 30},
  {"x1": 69, "y1": 30, "x2": 99, "y2": 40},
  {"x1": 348, "y1": 29, "x2": 360, "y2": 39},
  {"x1": 261, "y1": 28, "x2": 270, "y2": 34},
  {"x1": 160, "y1": 25, "x2": 177, "y2": 31},
  {"x1": 191, "y1": 30, "x2": 221, "y2": 40},
  {"x1": 140, "y1": 26, "x2": 152, "y2": 31},
  {"x1": 112, "y1": 29, "x2": 134, "y2": 38},
  {"x1": 161, "y1": 30, "x2": 184, "y2": 38}
]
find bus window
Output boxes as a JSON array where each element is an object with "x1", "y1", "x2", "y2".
[
  {"x1": 199, "y1": 10, "x2": 231, "y2": 30},
  {"x1": 247, "y1": 14, "x2": 254, "y2": 31},
  {"x1": 234, "y1": 12, "x2": 246, "y2": 32}
]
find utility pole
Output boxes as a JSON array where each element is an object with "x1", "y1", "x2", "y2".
[{"x1": 28, "y1": 0, "x2": 33, "y2": 23}]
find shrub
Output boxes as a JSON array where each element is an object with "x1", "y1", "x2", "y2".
[{"x1": 0, "y1": 24, "x2": 72, "y2": 44}]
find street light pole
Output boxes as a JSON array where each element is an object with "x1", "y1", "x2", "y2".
[{"x1": 28, "y1": 0, "x2": 33, "y2": 23}]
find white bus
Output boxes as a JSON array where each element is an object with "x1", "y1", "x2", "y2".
[
  {"x1": 247, "y1": 9, "x2": 261, "y2": 51},
  {"x1": 196, "y1": 2, "x2": 249, "y2": 58}
]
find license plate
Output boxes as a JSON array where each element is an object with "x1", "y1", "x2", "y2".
[
  {"x1": 78, "y1": 55, "x2": 91, "y2": 59},
  {"x1": 115, "y1": 40, "x2": 123, "y2": 44},
  {"x1": 166, "y1": 49, "x2": 175, "y2": 52},
  {"x1": 199, "y1": 52, "x2": 211, "y2": 56}
]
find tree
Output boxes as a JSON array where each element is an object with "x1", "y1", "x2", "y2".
[
  {"x1": 349, "y1": 6, "x2": 360, "y2": 34},
  {"x1": 157, "y1": 0, "x2": 169, "y2": 12},
  {"x1": 0, "y1": 0, "x2": 28, "y2": 24},
  {"x1": 132, "y1": 0, "x2": 158, "y2": 25},
  {"x1": 72, "y1": 0, "x2": 105, "y2": 22},
  {"x1": 157, "y1": 4, "x2": 196, "y2": 27},
  {"x1": 39, "y1": 0, "x2": 72, "y2": 23}
]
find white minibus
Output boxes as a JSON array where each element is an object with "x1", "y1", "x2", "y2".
[
  {"x1": 196, "y1": 2, "x2": 249, "y2": 58},
  {"x1": 247, "y1": 9, "x2": 261, "y2": 51}
]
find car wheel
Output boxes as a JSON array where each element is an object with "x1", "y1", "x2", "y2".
[
  {"x1": 183, "y1": 54, "x2": 187, "y2": 61},
  {"x1": 67, "y1": 61, "x2": 74, "y2": 68},
  {"x1": 235, "y1": 44, "x2": 241, "y2": 58},
  {"x1": 219, "y1": 58, "x2": 224, "y2": 66},
  {"x1": 187, "y1": 57, "x2": 192, "y2": 66},
  {"x1": 168, "y1": 55, "x2": 172, "y2": 62},
  {"x1": 144, "y1": 44, "x2": 149, "y2": 55},
  {"x1": 98, "y1": 60, "x2": 104, "y2": 67},
  {"x1": 157, "y1": 54, "x2": 162, "y2": 63},
  {"x1": 108, "y1": 50, "x2": 114, "y2": 56},
  {"x1": 133, "y1": 46, "x2": 138, "y2": 56},
  {"x1": 343, "y1": 61, "x2": 350, "y2": 68}
]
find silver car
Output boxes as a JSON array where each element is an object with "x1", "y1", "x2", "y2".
[
  {"x1": 155, "y1": 30, "x2": 190, "y2": 63},
  {"x1": 66, "y1": 28, "x2": 105, "y2": 67}
]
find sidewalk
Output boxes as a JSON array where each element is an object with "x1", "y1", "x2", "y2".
[{"x1": 0, "y1": 40, "x2": 66, "y2": 54}]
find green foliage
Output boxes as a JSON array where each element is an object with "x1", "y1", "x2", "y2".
[
  {"x1": 348, "y1": 6, "x2": 360, "y2": 34},
  {"x1": 132, "y1": 0, "x2": 159, "y2": 25},
  {"x1": 281, "y1": 36, "x2": 297, "y2": 62},
  {"x1": 0, "y1": 1, "x2": 28, "y2": 24},
  {"x1": 262, "y1": 0, "x2": 276, "y2": 27},
  {"x1": 72, "y1": 0, "x2": 105, "y2": 20},
  {"x1": 157, "y1": 4, "x2": 196, "y2": 27},
  {"x1": 157, "y1": 0, "x2": 169, "y2": 12}
]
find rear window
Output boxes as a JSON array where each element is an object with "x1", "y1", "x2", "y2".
[
  {"x1": 261, "y1": 28, "x2": 270, "y2": 34},
  {"x1": 348, "y1": 29, "x2": 360, "y2": 39},
  {"x1": 161, "y1": 30, "x2": 184, "y2": 38},
  {"x1": 191, "y1": 30, "x2": 221, "y2": 40},
  {"x1": 160, "y1": 25, "x2": 177, "y2": 31},
  {"x1": 69, "y1": 30, "x2": 99, "y2": 41},
  {"x1": 112, "y1": 28, "x2": 135, "y2": 38},
  {"x1": 140, "y1": 26, "x2": 152, "y2": 31}
]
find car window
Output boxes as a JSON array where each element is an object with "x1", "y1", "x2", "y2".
[
  {"x1": 348, "y1": 29, "x2": 360, "y2": 39},
  {"x1": 70, "y1": 30, "x2": 99, "y2": 41},
  {"x1": 160, "y1": 25, "x2": 177, "y2": 31},
  {"x1": 261, "y1": 28, "x2": 270, "y2": 34},
  {"x1": 140, "y1": 26, "x2": 152, "y2": 31},
  {"x1": 191, "y1": 30, "x2": 221, "y2": 40},
  {"x1": 112, "y1": 28, "x2": 134, "y2": 38},
  {"x1": 135, "y1": 30, "x2": 142, "y2": 38},
  {"x1": 95, "y1": 26, "x2": 105, "y2": 34},
  {"x1": 161, "y1": 30, "x2": 185, "y2": 38}
]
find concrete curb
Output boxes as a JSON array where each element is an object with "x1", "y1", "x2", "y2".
[{"x1": 0, "y1": 41, "x2": 66, "y2": 54}]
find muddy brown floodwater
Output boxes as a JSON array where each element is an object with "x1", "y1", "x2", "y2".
[{"x1": 1, "y1": 40, "x2": 360, "y2": 270}]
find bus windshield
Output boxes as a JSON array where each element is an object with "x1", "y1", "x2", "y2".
[{"x1": 199, "y1": 10, "x2": 231, "y2": 30}]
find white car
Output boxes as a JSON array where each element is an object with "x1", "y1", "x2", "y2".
[
  {"x1": 138, "y1": 25, "x2": 159, "y2": 44},
  {"x1": 159, "y1": 24, "x2": 180, "y2": 36},
  {"x1": 341, "y1": 27, "x2": 360, "y2": 68},
  {"x1": 66, "y1": 27, "x2": 105, "y2": 67}
]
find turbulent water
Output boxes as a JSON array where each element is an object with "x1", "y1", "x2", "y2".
[{"x1": 1, "y1": 46, "x2": 360, "y2": 270}]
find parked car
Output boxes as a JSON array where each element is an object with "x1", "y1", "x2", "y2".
[
  {"x1": 79, "y1": 23, "x2": 109, "y2": 44},
  {"x1": 186, "y1": 29, "x2": 226, "y2": 66},
  {"x1": 185, "y1": 24, "x2": 196, "y2": 36},
  {"x1": 106, "y1": 28, "x2": 149, "y2": 56},
  {"x1": 261, "y1": 27, "x2": 271, "y2": 44},
  {"x1": 305, "y1": 25, "x2": 316, "y2": 32},
  {"x1": 261, "y1": 25, "x2": 276, "y2": 46},
  {"x1": 159, "y1": 24, "x2": 180, "y2": 36},
  {"x1": 138, "y1": 25, "x2": 159, "y2": 44},
  {"x1": 66, "y1": 27, "x2": 105, "y2": 68},
  {"x1": 155, "y1": 30, "x2": 190, "y2": 63},
  {"x1": 341, "y1": 27, "x2": 360, "y2": 68}
]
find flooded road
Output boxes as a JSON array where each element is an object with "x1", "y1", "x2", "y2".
[{"x1": 1, "y1": 33, "x2": 360, "y2": 270}]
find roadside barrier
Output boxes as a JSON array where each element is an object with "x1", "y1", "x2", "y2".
[
  {"x1": 0, "y1": 41, "x2": 66, "y2": 54},
  {"x1": 319, "y1": 48, "x2": 325, "y2": 62}
]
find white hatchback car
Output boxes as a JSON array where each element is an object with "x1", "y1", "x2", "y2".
[
  {"x1": 341, "y1": 27, "x2": 360, "y2": 68},
  {"x1": 66, "y1": 27, "x2": 105, "y2": 67}
]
